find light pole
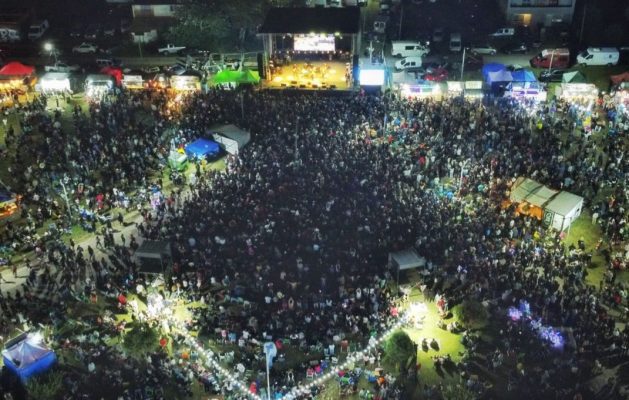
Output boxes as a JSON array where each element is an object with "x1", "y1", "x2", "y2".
[{"x1": 44, "y1": 42, "x2": 57, "y2": 63}]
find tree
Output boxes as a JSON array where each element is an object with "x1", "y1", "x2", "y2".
[
  {"x1": 383, "y1": 330, "x2": 416, "y2": 372},
  {"x1": 122, "y1": 321, "x2": 160, "y2": 360},
  {"x1": 166, "y1": 0, "x2": 268, "y2": 51}
]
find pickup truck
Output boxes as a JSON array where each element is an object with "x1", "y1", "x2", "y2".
[
  {"x1": 158, "y1": 44, "x2": 186, "y2": 55},
  {"x1": 44, "y1": 61, "x2": 80, "y2": 73}
]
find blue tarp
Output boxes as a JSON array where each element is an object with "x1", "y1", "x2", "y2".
[
  {"x1": 184, "y1": 138, "x2": 220, "y2": 160},
  {"x1": 482, "y1": 63, "x2": 506, "y2": 81},
  {"x1": 2, "y1": 334, "x2": 57, "y2": 381},
  {"x1": 511, "y1": 69, "x2": 537, "y2": 82}
]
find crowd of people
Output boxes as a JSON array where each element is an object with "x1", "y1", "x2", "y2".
[{"x1": 0, "y1": 82, "x2": 627, "y2": 399}]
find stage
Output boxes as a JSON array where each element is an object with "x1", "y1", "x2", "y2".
[{"x1": 263, "y1": 60, "x2": 352, "y2": 90}]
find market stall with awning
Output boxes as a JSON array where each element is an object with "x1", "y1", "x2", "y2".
[
  {"x1": 0, "y1": 61, "x2": 35, "y2": 76},
  {"x1": 38, "y1": 72, "x2": 71, "y2": 93},
  {"x1": 210, "y1": 69, "x2": 260, "y2": 87}
]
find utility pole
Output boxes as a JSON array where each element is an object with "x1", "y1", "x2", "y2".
[
  {"x1": 460, "y1": 46, "x2": 466, "y2": 81},
  {"x1": 398, "y1": 2, "x2": 404, "y2": 39},
  {"x1": 579, "y1": 0, "x2": 587, "y2": 44}
]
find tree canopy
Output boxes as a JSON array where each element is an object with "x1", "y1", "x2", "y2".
[
  {"x1": 383, "y1": 330, "x2": 416, "y2": 371},
  {"x1": 166, "y1": 0, "x2": 268, "y2": 51}
]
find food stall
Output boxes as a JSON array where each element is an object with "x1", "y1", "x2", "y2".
[
  {"x1": 38, "y1": 72, "x2": 72, "y2": 94},
  {"x1": 0, "y1": 62, "x2": 36, "y2": 106},
  {"x1": 122, "y1": 74, "x2": 144, "y2": 90},
  {"x1": 446, "y1": 81, "x2": 463, "y2": 97},
  {"x1": 557, "y1": 83, "x2": 598, "y2": 102},
  {"x1": 170, "y1": 75, "x2": 201, "y2": 91},
  {"x1": 85, "y1": 74, "x2": 114, "y2": 98},
  {"x1": 505, "y1": 81, "x2": 547, "y2": 102},
  {"x1": 464, "y1": 81, "x2": 484, "y2": 99},
  {"x1": 399, "y1": 82, "x2": 442, "y2": 99}
]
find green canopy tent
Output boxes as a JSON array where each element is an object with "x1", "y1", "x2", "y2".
[
  {"x1": 562, "y1": 71, "x2": 587, "y2": 84},
  {"x1": 210, "y1": 69, "x2": 260, "y2": 85}
]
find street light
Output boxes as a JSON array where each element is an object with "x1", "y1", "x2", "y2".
[{"x1": 44, "y1": 42, "x2": 57, "y2": 63}]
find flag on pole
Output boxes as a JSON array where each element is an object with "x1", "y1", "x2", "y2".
[{"x1": 264, "y1": 342, "x2": 277, "y2": 368}]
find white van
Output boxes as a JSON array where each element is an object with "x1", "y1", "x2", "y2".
[
  {"x1": 577, "y1": 47, "x2": 619, "y2": 66},
  {"x1": 489, "y1": 27, "x2": 514, "y2": 37},
  {"x1": 449, "y1": 33, "x2": 462, "y2": 52},
  {"x1": 28, "y1": 20, "x2": 49, "y2": 40},
  {"x1": 391, "y1": 41, "x2": 429, "y2": 58},
  {"x1": 395, "y1": 56, "x2": 423, "y2": 71}
]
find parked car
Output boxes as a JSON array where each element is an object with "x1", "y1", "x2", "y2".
[
  {"x1": 395, "y1": 56, "x2": 424, "y2": 71},
  {"x1": 501, "y1": 42, "x2": 528, "y2": 54},
  {"x1": 489, "y1": 27, "x2": 515, "y2": 37},
  {"x1": 432, "y1": 28, "x2": 445, "y2": 43},
  {"x1": 103, "y1": 23, "x2": 117, "y2": 37},
  {"x1": 158, "y1": 44, "x2": 186, "y2": 55},
  {"x1": 423, "y1": 66, "x2": 448, "y2": 81},
  {"x1": 44, "y1": 61, "x2": 80, "y2": 73},
  {"x1": 470, "y1": 43, "x2": 497, "y2": 55},
  {"x1": 167, "y1": 64, "x2": 187, "y2": 76},
  {"x1": 120, "y1": 19, "x2": 132, "y2": 34},
  {"x1": 69, "y1": 23, "x2": 84, "y2": 38},
  {"x1": 538, "y1": 69, "x2": 567, "y2": 83},
  {"x1": 84, "y1": 25, "x2": 101, "y2": 40},
  {"x1": 72, "y1": 42, "x2": 98, "y2": 54}
]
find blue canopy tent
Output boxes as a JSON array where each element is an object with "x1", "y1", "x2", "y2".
[
  {"x1": 511, "y1": 69, "x2": 537, "y2": 82},
  {"x1": 486, "y1": 70, "x2": 513, "y2": 93},
  {"x1": 482, "y1": 63, "x2": 506, "y2": 81},
  {"x1": 184, "y1": 138, "x2": 220, "y2": 160},
  {"x1": 2, "y1": 333, "x2": 57, "y2": 381}
]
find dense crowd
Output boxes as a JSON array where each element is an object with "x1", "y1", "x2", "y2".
[{"x1": 0, "y1": 84, "x2": 627, "y2": 399}]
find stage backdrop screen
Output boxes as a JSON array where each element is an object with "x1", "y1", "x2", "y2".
[{"x1": 293, "y1": 35, "x2": 336, "y2": 52}]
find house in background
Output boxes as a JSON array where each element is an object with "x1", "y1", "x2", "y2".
[
  {"x1": 501, "y1": 0, "x2": 576, "y2": 28},
  {"x1": 130, "y1": 0, "x2": 182, "y2": 44}
]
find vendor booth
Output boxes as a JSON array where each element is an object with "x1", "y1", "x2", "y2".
[
  {"x1": 508, "y1": 177, "x2": 583, "y2": 231},
  {"x1": 134, "y1": 240, "x2": 172, "y2": 274},
  {"x1": 464, "y1": 81, "x2": 484, "y2": 99},
  {"x1": 446, "y1": 81, "x2": 463, "y2": 96},
  {"x1": 389, "y1": 248, "x2": 427, "y2": 293},
  {"x1": 0, "y1": 183, "x2": 18, "y2": 218},
  {"x1": 122, "y1": 74, "x2": 144, "y2": 90},
  {"x1": 85, "y1": 74, "x2": 114, "y2": 98},
  {"x1": 185, "y1": 138, "x2": 221, "y2": 161},
  {"x1": 210, "y1": 69, "x2": 260, "y2": 88},
  {"x1": 562, "y1": 71, "x2": 587, "y2": 84},
  {"x1": 170, "y1": 75, "x2": 201, "y2": 91},
  {"x1": 2, "y1": 332, "x2": 57, "y2": 381},
  {"x1": 557, "y1": 83, "x2": 598, "y2": 102},
  {"x1": 505, "y1": 81, "x2": 547, "y2": 102},
  {"x1": 210, "y1": 124, "x2": 251, "y2": 155},
  {"x1": 543, "y1": 191, "x2": 584, "y2": 232},
  {"x1": 168, "y1": 148, "x2": 188, "y2": 171},
  {"x1": 38, "y1": 72, "x2": 71, "y2": 93},
  {"x1": 509, "y1": 177, "x2": 558, "y2": 220},
  {"x1": 399, "y1": 82, "x2": 441, "y2": 99}
]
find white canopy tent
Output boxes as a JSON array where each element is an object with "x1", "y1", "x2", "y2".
[
  {"x1": 389, "y1": 248, "x2": 426, "y2": 294},
  {"x1": 39, "y1": 72, "x2": 71, "y2": 93},
  {"x1": 211, "y1": 124, "x2": 251, "y2": 155},
  {"x1": 544, "y1": 191, "x2": 584, "y2": 232}
]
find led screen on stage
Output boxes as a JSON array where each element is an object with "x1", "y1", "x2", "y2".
[
  {"x1": 359, "y1": 69, "x2": 385, "y2": 86},
  {"x1": 293, "y1": 35, "x2": 336, "y2": 52}
]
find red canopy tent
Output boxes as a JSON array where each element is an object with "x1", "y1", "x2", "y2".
[
  {"x1": 100, "y1": 66, "x2": 122, "y2": 85},
  {"x1": 0, "y1": 62, "x2": 35, "y2": 76},
  {"x1": 610, "y1": 72, "x2": 629, "y2": 85}
]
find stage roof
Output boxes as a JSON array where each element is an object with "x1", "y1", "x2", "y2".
[{"x1": 259, "y1": 7, "x2": 361, "y2": 34}]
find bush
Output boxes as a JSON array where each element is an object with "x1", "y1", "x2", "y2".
[
  {"x1": 26, "y1": 371, "x2": 63, "y2": 400},
  {"x1": 454, "y1": 300, "x2": 488, "y2": 328},
  {"x1": 122, "y1": 321, "x2": 159, "y2": 359}
]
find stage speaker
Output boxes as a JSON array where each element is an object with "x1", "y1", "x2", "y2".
[
  {"x1": 257, "y1": 53, "x2": 266, "y2": 79},
  {"x1": 352, "y1": 54, "x2": 359, "y2": 83}
]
